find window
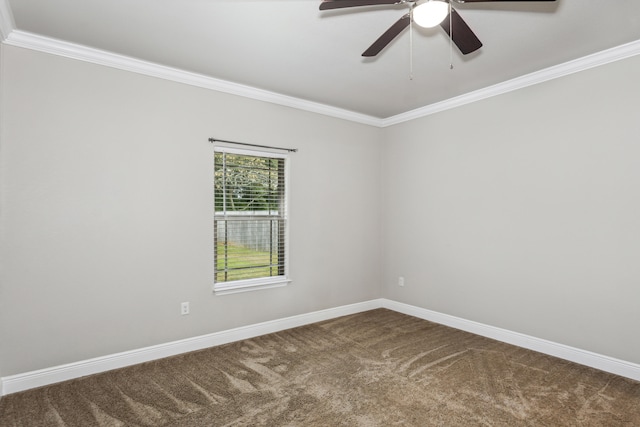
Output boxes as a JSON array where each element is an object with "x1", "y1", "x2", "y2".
[{"x1": 213, "y1": 147, "x2": 289, "y2": 295}]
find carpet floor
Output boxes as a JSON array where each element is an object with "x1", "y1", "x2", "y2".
[{"x1": 1, "y1": 308, "x2": 639, "y2": 426}]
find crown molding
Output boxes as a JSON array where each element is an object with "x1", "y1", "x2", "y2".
[
  {"x1": 3, "y1": 30, "x2": 382, "y2": 127},
  {"x1": 2, "y1": 26, "x2": 640, "y2": 128},
  {"x1": 381, "y1": 38, "x2": 640, "y2": 127},
  {"x1": 0, "y1": 0, "x2": 15, "y2": 41}
]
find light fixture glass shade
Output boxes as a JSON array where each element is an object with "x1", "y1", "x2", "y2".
[{"x1": 413, "y1": 0, "x2": 449, "y2": 28}]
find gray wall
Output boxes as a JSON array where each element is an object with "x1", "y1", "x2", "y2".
[
  {"x1": 382, "y1": 53, "x2": 640, "y2": 364},
  {"x1": 0, "y1": 45, "x2": 383, "y2": 376},
  {"x1": 0, "y1": 40, "x2": 4, "y2": 381},
  {"x1": 2, "y1": 41, "x2": 640, "y2": 378}
]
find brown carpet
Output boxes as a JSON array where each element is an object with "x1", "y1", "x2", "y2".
[{"x1": 1, "y1": 309, "x2": 639, "y2": 426}]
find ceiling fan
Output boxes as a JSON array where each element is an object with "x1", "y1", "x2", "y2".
[{"x1": 319, "y1": 0, "x2": 556, "y2": 57}]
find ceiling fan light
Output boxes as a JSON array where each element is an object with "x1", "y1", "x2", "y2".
[{"x1": 413, "y1": 1, "x2": 449, "y2": 28}]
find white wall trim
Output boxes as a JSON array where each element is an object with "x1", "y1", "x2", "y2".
[
  {"x1": 3, "y1": 298, "x2": 639, "y2": 397},
  {"x1": 2, "y1": 28, "x2": 640, "y2": 128},
  {"x1": 0, "y1": 0, "x2": 15, "y2": 41},
  {"x1": 0, "y1": 299, "x2": 383, "y2": 396},
  {"x1": 381, "y1": 38, "x2": 640, "y2": 127},
  {"x1": 382, "y1": 299, "x2": 640, "y2": 382},
  {"x1": 2, "y1": 30, "x2": 381, "y2": 127}
]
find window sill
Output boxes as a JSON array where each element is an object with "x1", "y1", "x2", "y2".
[{"x1": 213, "y1": 277, "x2": 292, "y2": 296}]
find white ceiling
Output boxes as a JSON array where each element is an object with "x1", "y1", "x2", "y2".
[{"x1": 2, "y1": 0, "x2": 640, "y2": 122}]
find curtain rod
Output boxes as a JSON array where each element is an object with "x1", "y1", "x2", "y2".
[{"x1": 209, "y1": 138, "x2": 298, "y2": 153}]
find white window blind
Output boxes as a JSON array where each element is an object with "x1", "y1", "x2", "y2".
[{"x1": 214, "y1": 147, "x2": 289, "y2": 294}]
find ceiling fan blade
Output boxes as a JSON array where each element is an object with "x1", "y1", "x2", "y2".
[
  {"x1": 440, "y1": 8, "x2": 482, "y2": 55},
  {"x1": 362, "y1": 13, "x2": 411, "y2": 57},
  {"x1": 319, "y1": 0, "x2": 400, "y2": 10}
]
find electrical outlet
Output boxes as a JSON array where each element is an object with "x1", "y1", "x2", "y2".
[
  {"x1": 181, "y1": 302, "x2": 190, "y2": 315},
  {"x1": 398, "y1": 276, "x2": 405, "y2": 287}
]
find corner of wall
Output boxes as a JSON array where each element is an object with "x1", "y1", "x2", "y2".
[{"x1": 0, "y1": 0, "x2": 15, "y2": 42}]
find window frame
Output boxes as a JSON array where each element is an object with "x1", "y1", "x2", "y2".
[{"x1": 213, "y1": 146, "x2": 291, "y2": 295}]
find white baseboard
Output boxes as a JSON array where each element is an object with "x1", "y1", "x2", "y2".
[
  {"x1": 381, "y1": 299, "x2": 640, "y2": 382},
  {"x1": 0, "y1": 299, "x2": 383, "y2": 396},
  {"x1": 2, "y1": 298, "x2": 639, "y2": 396}
]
